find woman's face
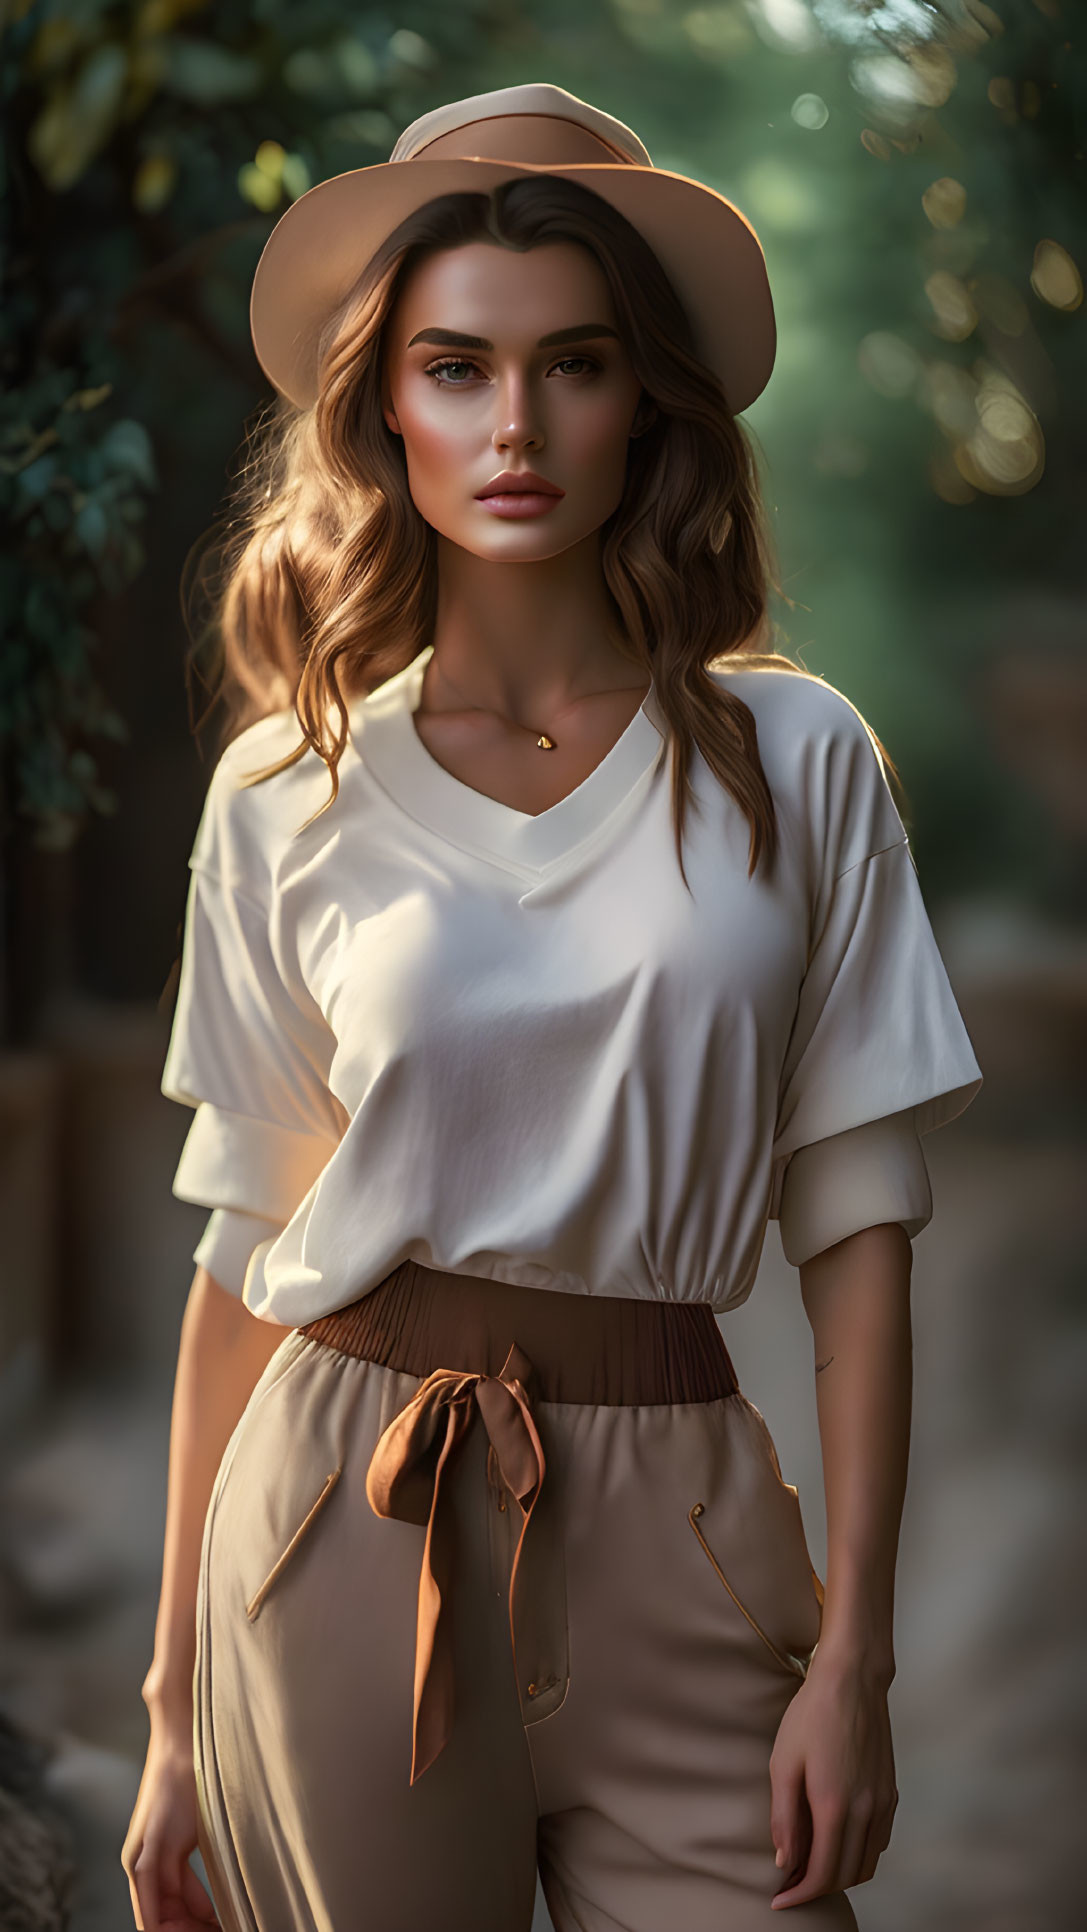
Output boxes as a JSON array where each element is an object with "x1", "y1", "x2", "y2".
[{"x1": 380, "y1": 238, "x2": 646, "y2": 558}]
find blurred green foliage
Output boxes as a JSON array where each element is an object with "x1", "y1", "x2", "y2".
[
  {"x1": 1, "y1": 0, "x2": 1083, "y2": 918},
  {"x1": 0, "y1": 0, "x2": 498, "y2": 850}
]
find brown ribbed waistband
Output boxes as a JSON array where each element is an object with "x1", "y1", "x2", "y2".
[{"x1": 297, "y1": 1259, "x2": 739, "y2": 1406}]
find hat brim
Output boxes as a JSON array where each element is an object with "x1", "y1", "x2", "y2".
[{"x1": 249, "y1": 156, "x2": 775, "y2": 414}]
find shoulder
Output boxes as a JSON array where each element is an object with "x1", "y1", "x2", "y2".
[
  {"x1": 191, "y1": 708, "x2": 346, "y2": 899},
  {"x1": 708, "y1": 658, "x2": 879, "y2": 750},
  {"x1": 706, "y1": 659, "x2": 907, "y2": 874}
]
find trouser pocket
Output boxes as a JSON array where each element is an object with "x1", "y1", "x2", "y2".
[
  {"x1": 245, "y1": 1463, "x2": 344, "y2": 1622},
  {"x1": 685, "y1": 1392, "x2": 823, "y2": 1679}
]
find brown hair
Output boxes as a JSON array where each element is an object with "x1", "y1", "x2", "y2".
[{"x1": 184, "y1": 173, "x2": 903, "y2": 886}]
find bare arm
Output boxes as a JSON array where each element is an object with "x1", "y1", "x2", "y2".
[
  {"x1": 769, "y1": 1220, "x2": 912, "y2": 1910},
  {"x1": 123, "y1": 1269, "x2": 291, "y2": 1930},
  {"x1": 141, "y1": 1266, "x2": 294, "y2": 1734},
  {"x1": 801, "y1": 1219, "x2": 912, "y2": 1682}
]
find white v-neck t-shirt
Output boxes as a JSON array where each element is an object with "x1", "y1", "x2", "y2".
[{"x1": 160, "y1": 645, "x2": 983, "y2": 1324}]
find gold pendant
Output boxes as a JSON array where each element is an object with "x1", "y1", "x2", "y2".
[{"x1": 536, "y1": 734, "x2": 556, "y2": 750}]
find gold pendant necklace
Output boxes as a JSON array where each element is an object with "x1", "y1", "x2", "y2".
[{"x1": 430, "y1": 656, "x2": 558, "y2": 750}]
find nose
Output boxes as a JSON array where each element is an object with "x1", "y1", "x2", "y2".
[{"x1": 492, "y1": 368, "x2": 544, "y2": 455}]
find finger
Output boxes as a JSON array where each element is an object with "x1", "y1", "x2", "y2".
[
  {"x1": 181, "y1": 1857, "x2": 221, "y2": 1923},
  {"x1": 832, "y1": 1805, "x2": 872, "y2": 1893},
  {"x1": 132, "y1": 1856, "x2": 159, "y2": 1932},
  {"x1": 121, "y1": 1833, "x2": 144, "y2": 1930},
  {"x1": 856, "y1": 1798, "x2": 896, "y2": 1885},
  {"x1": 161, "y1": 1843, "x2": 188, "y2": 1908},
  {"x1": 771, "y1": 1801, "x2": 844, "y2": 1909},
  {"x1": 769, "y1": 1752, "x2": 807, "y2": 1881}
]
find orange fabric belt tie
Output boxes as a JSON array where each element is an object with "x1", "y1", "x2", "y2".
[{"x1": 364, "y1": 1339, "x2": 545, "y2": 1786}]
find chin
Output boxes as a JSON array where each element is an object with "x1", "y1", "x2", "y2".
[{"x1": 432, "y1": 518, "x2": 578, "y2": 560}]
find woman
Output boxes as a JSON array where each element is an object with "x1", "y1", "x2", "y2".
[{"x1": 123, "y1": 83, "x2": 983, "y2": 1932}]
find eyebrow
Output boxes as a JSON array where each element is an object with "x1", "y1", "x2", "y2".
[{"x1": 405, "y1": 323, "x2": 621, "y2": 350}]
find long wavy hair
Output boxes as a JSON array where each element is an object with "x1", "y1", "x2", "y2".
[{"x1": 183, "y1": 172, "x2": 903, "y2": 888}]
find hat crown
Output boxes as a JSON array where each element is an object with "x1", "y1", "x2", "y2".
[{"x1": 390, "y1": 82, "x2": 653, "y2": 169}]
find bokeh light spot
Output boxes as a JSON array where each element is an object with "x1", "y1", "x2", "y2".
[
  {"x1": 747, "y1": 0, "x2": 821, "y2": 54},
  {"x1": 978, "y1": 390, "x2": 1035, "y2": 443},
  {"x1": 852, "y1": 42, "x2": 956, "y2": 116},
  {"x1": 1030, "y1": 239, "x2": 1083, "y2": 311},
  {"x1": 791, "y1": 92, "x2": 830, "y2": 129},
  {"x1": 254, "y1": 141, "x2": 285, "y2": 182},
  {"x1": 924, "y1": 271, "x2": 978, "y2": 341},
  {"x1": 238, "y1": 162, "x2": 280, "y2": 212},
  {"x1": 952, "y1": 369, "x2": 1045, "y2": 494},
  {"x1": 922, "y1": 177, "x2": 967, "y2": 229},
  {"x1": 917, "y1": 360, "x2": 978, "y2": 436},
  {"x1": 683, "y1": 8, "x2": 755, "y2": 57},
  {"x1": 132, "y1": 153, "x2": 177, "y2": 214}
]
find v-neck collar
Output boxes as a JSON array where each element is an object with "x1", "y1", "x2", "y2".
[{"x1": 351, "y1": 645, "x2": 668, "y2": 875}]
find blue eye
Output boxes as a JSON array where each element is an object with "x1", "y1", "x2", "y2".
[
  {"x1": 425, "y1": 358, "x2": 476, "y2": 385},
  {"x1": 423, "y1": 355, "x2": 602, "y2": 387}
]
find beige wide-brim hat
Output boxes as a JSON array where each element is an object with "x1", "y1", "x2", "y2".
[{"x1": 249, "y1": 81, "x2": 776, "y2": 415}]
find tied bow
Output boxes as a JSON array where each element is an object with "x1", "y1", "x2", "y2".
[{"x1": 365, "y1": 1340, "x2": 545, "y2": 1785}]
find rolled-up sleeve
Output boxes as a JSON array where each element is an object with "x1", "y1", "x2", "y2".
[
  {"x1": 161, "y1": 760, "x2": 344, "y2": 1298},
  {"x1": 192, "y1": 1206, "x2": 290, "y2": 1299},
  {"x1": 776, "y1": 1108, "x2": 933, "y2": 1267}
]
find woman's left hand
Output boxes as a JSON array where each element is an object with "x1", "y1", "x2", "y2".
[{"x1": 767, "y1": 1646, "x2": 898, "y2": 1909}]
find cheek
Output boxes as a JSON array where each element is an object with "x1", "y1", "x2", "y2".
[
  {"x1": 406, "y1": 428, "x2": 460, "y2": 484},
  {"x1": 562, "y1": 391, "x2": 638, "y2": 474},
  {"x1": 395, "y1": 393, "x2": 472, "y2": 485}
]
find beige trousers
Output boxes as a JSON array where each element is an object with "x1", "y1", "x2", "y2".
[{"x1": 193, "y1": 1264, "x2": 858, "y2": 1932}]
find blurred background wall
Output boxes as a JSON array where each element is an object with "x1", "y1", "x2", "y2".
[{"x1": 0, "y1": 2, "x2": 1083, "y2": 1927}]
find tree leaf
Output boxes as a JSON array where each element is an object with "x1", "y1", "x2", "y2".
[
  {"x1": 15, "y1": 454, "x2": 58, "y2": 503},
  {"x1": 75, "y1": 499, "x2": 109, "y2": 555},
  {"x1": 100, "y1": 418, "x2": 157, "y2": 489}
]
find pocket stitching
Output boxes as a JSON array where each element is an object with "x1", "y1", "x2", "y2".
[
  {"x1": 687, "y1": 1501, "x2": 809, "y2": 1680},
  {"x1": 245, "y1": 1464, "x2": 344, "y2": 1622}
]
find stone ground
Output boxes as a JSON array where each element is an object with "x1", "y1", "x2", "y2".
[{"x1": 1, "y1": 1120, "x2": 1083, "y2": 1932}]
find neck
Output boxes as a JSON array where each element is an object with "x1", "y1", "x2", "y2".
[{"x1": 425, "y1": 530, "x2": 641, "y2": 726}]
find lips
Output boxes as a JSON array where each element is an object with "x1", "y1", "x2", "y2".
[{"x1": 476, "y1": 471, "x2": 564, "y2": 498}]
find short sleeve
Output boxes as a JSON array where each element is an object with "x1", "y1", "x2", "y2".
[
  {"x1": 776, "y1": 1109, "x2": 933, "y2": 1267},
  {"x1": 768, "y1": 693, "x2": 982, "y2": 1261},
  {"x1": 160, "y1": 753, "x2": 345, "y2": 1297}
]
